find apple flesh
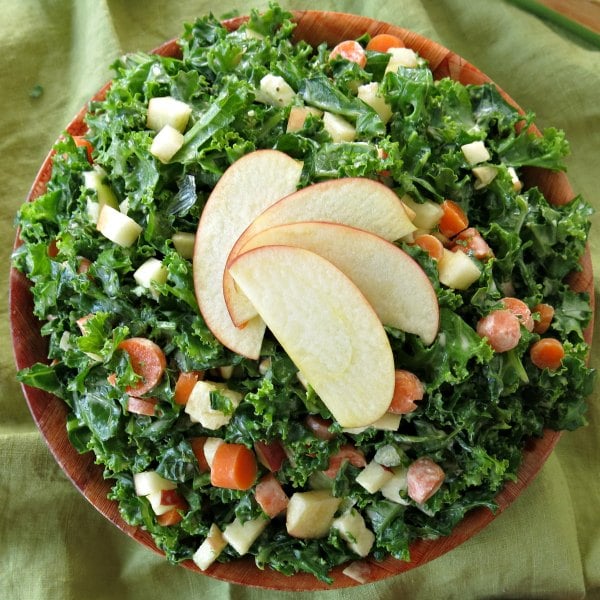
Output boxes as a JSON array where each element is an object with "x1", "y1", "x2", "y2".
[
  {"x1": 228, "y1": 245, "x2": 395, "y2": 428},
  {"x1": 193, "y1": 523, "x2": 227, "y2": 571},
  {"x1": 286, "y1": 490, "x2": 341, "y2": 539},
  {"x1": 332, "y1": 509, "x2": 375, "y2": 557},
  {"x1": 235, "y1": 221, "x2": 439, "y2": 344},
  {"x1": 225, "y1": 177, "x2": 416, "y2": 327},
  {"x1": 222, "y1": 515, "x2": 269, "y2": 555},
  {"x1": 192, "y1": 150, "x2": 302, "y2": 359}
]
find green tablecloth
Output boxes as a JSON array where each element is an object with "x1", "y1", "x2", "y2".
[{"x1": 1, "y1": 1, "x2": 598, "y2": 598}]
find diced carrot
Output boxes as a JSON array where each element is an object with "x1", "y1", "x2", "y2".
[
  {"x1": 532, "y1": 303, "x2": 555, "y2": 334},
  {"x1": 107, "y1": 373, "x2": 117, "y2": 387},
  {"x1": 157, "y1": 508, "x2": 184, "y2": 527},
  {"x1": 407, "y1": 457, "x2": 445, "y2": 504},
  {"x1": 126, "y1": 396, "x2": 158, "y2": 416},
  {"x1": 255, "y1": 473, "x2": 289, "y2": 518},
  {"x1": 77, "y1": 257, "x2": 93, "y2": 275},
  {"x1": 118, "y1": 338, "x2": 167, "y2": 397},
  {"x1": 324, "y1": 445, "x2": 367, "y2": 478},
  {"x1": 388, "y1": 370, "x2": 424, "y2": 414},
  {"x1": 76, "y1": 313, "x2": 94, "y2": 335},
  {"x1": 174, "y1": 370, "x2": 204, "y2": 406},
  {"x1": 451, "y1": 227, "x2": 494, "y2": 261},
  {"x1": 413, "y1": 234, "x2": 444, "y2": 261},
  {"x1": 438, "y1": 200, "x2": 468, "y2": 238},
  {"x1": 73, "y1": 136, "x2": 94, "y2": 163},
  {"x1": 305, "y1": 415, "x2": 335, "y2": 440},
  {"x1": 210, "y1": 443, "x2": 258, "y2": 490},
  {"x1": 190, "y1": 437, "x2": 210, "y2": 473},
  {"x1": 254, "y1": 440, "x2": 286, "y2": 472},
  {"x1": 366, "y1": 33, "x2": 405, "y2": 52},
  {"x1": 501, "y1": 297, "x2": 534, "y2": 332},
  {"x1": 47, "y1": 239, "x2": 59, "y2": 258},
  {"x1": 476, "y1": 309, "x2": 521, "y2": 353},
  {"x1": 330, "y1": 40, "x2": 367, "y2": 68},
  {"x1": 530, "y1": 338, "x2": 565, "y2": 370}
]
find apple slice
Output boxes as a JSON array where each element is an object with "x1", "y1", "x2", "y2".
[
  {"x1": 192, "y1": 150, "x2": 303, "y2": 359},
  {"x1": 236, "y1": 221, "x2": 439, "y2": 344},
  {"x1": 228, "y1": 245, "x2": 395, "y2": 428},
  {"x1": 225, "y1": 177, "x2": 416, "y2": 327}
]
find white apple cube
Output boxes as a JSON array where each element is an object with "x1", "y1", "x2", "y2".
[
  {"x1": 356, "y1": 461, "x2": 394, "y2": 494},
  {"x1": 373, "y1": 444, "x2": 403, "y2": 467},
  {"x1": 133, "y1": 470, "x2": 177, "y2": 497},
  {"x1": 379, "y1": 466, "x2": 410, "y2": 505},
  {"x1": 203, "y1": 437, "x2": 225, "y2": 468},
  {"x1": 172, "y1": 231, "x2": 195, "y2": 259},
  {"x1": 219, "y1": 365, "x2": 234, "y2": 379},
  {"x1": 150, "y1": 124, "x2": 184, "y2": 164},
  {"x1": 184, "y1": 380, "x2": 242, "y2": 430},
  {"x1": 223, "y1": 515, "x2": 269, "y2": 555},
  {"x1": 133, "y1": 258, "x2": 168, "y2": 294},
  {"x1": 96, "y1": 204, "x2": 143, "y2": 247},
  {"x1": 83, "y1": 167, "x2": 119, "y2": 223},
  {"x1": 400, "y1": 195, "x2": 444, "y2": 230},
  {"x1": 507, "y1": 166, "x2": 523, "y2": 192},
  {"x1": 323, "y1": 111, "x2": 356, "y2": 142},
  {"x1": 472, "y1": 165, "x2": 498, "y2": 189},
  {"x1": 461, "y1": 140, "x2": 491, "y2": 165},
  {"x1": 286, "y1": 105, "x2": 323, "y2": 132},
  {"x1": 438, "y1": 248, "x2": 481, "y2": 290},
  {"x1": 286, "y1": 490, "x2": 341, "y2": 539},
  {"x1": 343, "y1": 412, "x2": 402, "y2": 435},
  {"x1": 385, "y1": 47, "x2": 419, "y2": 72},
  {"x1": 357, "y1": 82, "x2": 392, "y2": 123},
  {"x1": 255, "y1": 74, "x2": 296, "y2": 107},
  {"x1": 332, "y1": 510, "x2": 375, "y2": 557},
  {"x1": 146, "y1": 96, "x2": 192, "y2": 133},
  {"x1": 146, "y1": 490, "x2": 178, "y2": 516},
  {"x1": 193, "y1": 523, "x2": 227, "y2": 570}
]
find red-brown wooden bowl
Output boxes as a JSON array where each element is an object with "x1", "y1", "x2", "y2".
[{"x1": 9, "y1": 10, "x2": 594, "y2": 591}]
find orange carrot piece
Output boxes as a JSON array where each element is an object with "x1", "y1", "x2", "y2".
[
  {"x1": 530, "y1": 338, "x2": 565, "y2": 370},
  {"x1": 501, "y1": 297, "x2": 534, "y2": 332},
  {"x1": 73, "y1": 136, "x2": 94, "y2": 163},
  {"x1": 476, "y1": 310, "x2": 521, "y2": 353},
  {"x1": 47, "y1": 239, "x2": 59, "y2": 258},
  {"x1": 330, "y1": 40, "x2": 367, "y2": 68},
  {"x1": 174, "y1": 370, "x2": 204, "y2": 406},
  {"x1": 413, "y1": 234, "x2": 444, "y2": 261},
  {"x1": 532, "y1": 303, "x2": 555, "y2": 334},
  {"x1": 190, "y1": 437, "x2": 210, "y2": 473},
  {"x1": 324, "y1": 445, "x2": 367, "y2": 478},
  {"x1": 366, "y1": 33, "x2": 405, "y2": 52},
  {"x1": 157, "y1": 508, "x2": 184, "y2": 527},
  {"x1": 388, "y1": 370, "x2": 425, "y2": 414},
  {"x1": 210, "y1": 443, "x2": 257, "y2": 490},
  {"x1": 439, "y1": 200, "x2": 468, "y2": 238},
  {"x1": 126, "y1": 396, "x2": 158, "y2": 416},
  {"x1": 118, "y1": 338, "x2": 167, "y2": 397},
  {"x1": 255, "y1": 473, "x2": 289, "y2": 518}
]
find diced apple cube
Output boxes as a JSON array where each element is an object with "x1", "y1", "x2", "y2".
[
  {"x1": 146, "y1": 96, "x2": 192, "y2": 133},
  {"x1": 286, "y1": 490, "x2": 341, "y2": 539},
  {"x1": 385, "y1": 47, "x2": 419, "y2": 72},
  {"x1": 323, "y1": 111, "x2": 356, "y2": 142},
  {"x1": 219, "y1": 365, "x2": 234, "y2": 379},
  {"x1": 96, "y1": 204, "x2": 143, "y2": 247},
  {"x1": 332, "y1": 509, "x2": 375, "y2": 557},
  {"x1": 379, "y1": 466, "x2": 410, "y2": 505},
  {"x1": 192, "y1": 523, "x2": 227, "y2": 570},
  {"x1": 438, "y1": 248, "x2": 481, "y2": 290},
  {"x1": 507, "y1": 166, "x2": 523, "y2": 192},
  {"x1": 133, "y1": 470, "x2": 177, "y2": 497},
  {"x1": 244, "y1": 27, "x2": 265, "y2": 40},
  {"x1": 133, "y1": 258, "x2": 168, "y2": 294},
  {"x1": 286, "y1": 106, "x2": 323, "y2": 133},
  {"x1": 357, "y1": 82, "x2": 392, "y2": 124},
  {"x1": 172, "y1": 231, "x2": 195, "y2": 259},
  {"x1": 401, "y1": 195, "x2": 444, "y2": 230},
  {"x1": 356, "y1": 461, "x2": 394, "y2": 493},
  {"x1": 255, "y1": 74, "x2": 296, "y2": 107},
  {"x1": 373, "y1": 444, "x2": 404, "y2": 467},
  {"x1": 184, "y1": 380, "x2": 242, "y2": 430},
  {"x1": 150, "y1": 124, "x2": 184, "y2": 164},
  {"x1": 472, "y1": 165, "x2": 498, "y2": 189},
  {"x1": 83, "y1": 167, "x2": 119, "y2": 210},
  {"x1": 461, "y1": 140, "x2": 491, "y2": 165},
  {"x1": 223, "y1": 516, "x2": 269, "y2": 555},
  {"x1": 147, "y1": 490, "x2": 177, "y2": 516},
  {"x1": 203, "y1": 437, "x2": 225, "y2": 468}
]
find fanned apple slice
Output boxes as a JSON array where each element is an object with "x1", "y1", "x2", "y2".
[
  {"x1": 237, "y1": 221, "x2": 439, "y2": 344},
  {"x1": 193, "y1": 150, "x2": 302, "y2": 359},
  {"x1": 224, "y1": 177, "x2": 416, "y2": 326},
  {"x1": 228, "y1": 245, "x2": 395, "y2": 428}
]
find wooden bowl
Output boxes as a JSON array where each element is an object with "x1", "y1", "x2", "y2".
[{"x1": 9, "y1": 10, "x2": 594, "y2": 591}]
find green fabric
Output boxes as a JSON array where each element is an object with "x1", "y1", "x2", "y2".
[{"x1": 1, "y1": 0, "x2": 598, "y2": 597}]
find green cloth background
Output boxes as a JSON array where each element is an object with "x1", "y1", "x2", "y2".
[{"x1": 1, "y1": 1, "x2": 598, "y2": 598}]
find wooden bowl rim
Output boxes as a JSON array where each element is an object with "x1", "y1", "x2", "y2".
[{"x1": 9, "y1": 9, "x2": 594, "y2": 591}]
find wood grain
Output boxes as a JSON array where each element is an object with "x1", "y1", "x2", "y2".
[{"x1": 9, "y1": 10, "x2": 594, "y2": 591}]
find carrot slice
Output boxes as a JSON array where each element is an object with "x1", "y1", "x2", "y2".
[
  {"x1": 530, "y1": 338, "x2": 565, "y2": 370},
  {"x1": 174, "y1": 370, "x2": 204, "y2": 406},
  {"x1": 476, "y1": 309, "x2": 521, "y2": 353},
  {"x1": 255, "y1": 473, "x2": 289, "y2": 518},
  {"x1": 118, "y1": 338, "x2": 167, "y2": 397},
  {"x1": 501, "y1": 297, "x2": 534, "y2": 332},
  {"x1": 190, "y1": 437, "x2": 210, "y2": 473},
  {"x1": 210, "y1": 443, "x2": 257, "y2": 490},
  {"x1": 532, "y1": 303, "x2": 555, "y2": 334},
  {"x1": 73, "y1": 136, "x2": 94, "y2": 163},
  {"x1": 366, "y1": 33, "x2": 405, "y2": 52},
  {"x1": 330, "y1": 40, "x2": 367, "y2": 68},
  {"x1": 439, "y1": 200, "x2": 468, "y2": 238},
  {"x1": 157, "y1": 508, "x2": 184, "y2": 527},
  {"x1": 388, "y1": 370, "x2": 424, "y2": 414},
  {"x1": 413, "y1": 234, "x2": 444, "y2": 261}
]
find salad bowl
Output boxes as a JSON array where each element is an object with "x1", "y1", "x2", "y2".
[{"x1": 10, "y1": 9, "x2": 594, "y2": 591}]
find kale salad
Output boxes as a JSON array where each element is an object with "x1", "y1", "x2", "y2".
[{"x1": 13, "y1": 4, "x2": 595, "y2": 584}]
